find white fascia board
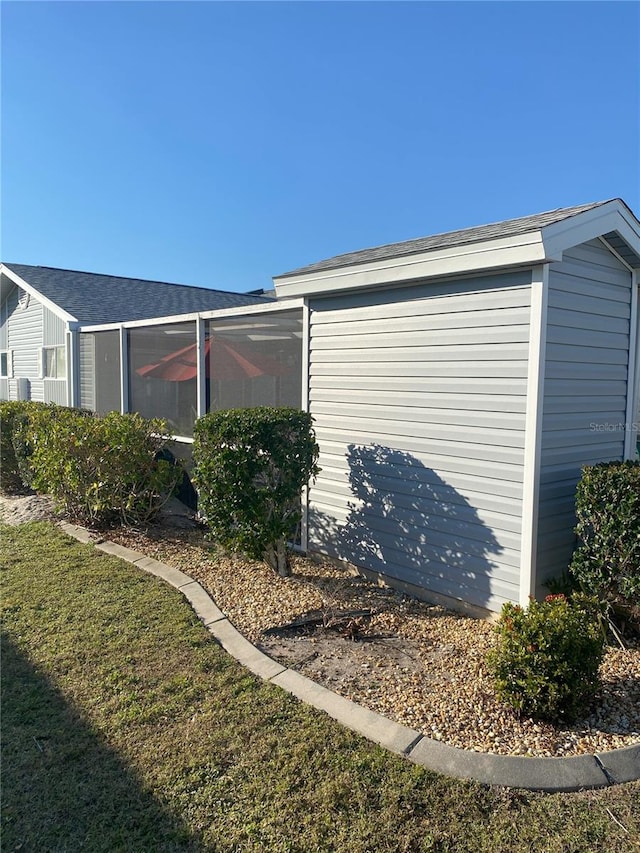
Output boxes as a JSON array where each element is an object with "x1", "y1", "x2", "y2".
[
  {"x1": 273, "y1": 232, "x2": 549, "y2": 299},
  {"x1": 78, "y1": 298, "x2": 305, "y2": 333},
  {"x1": 0, "y1": 264, "x2": 77, "y2": 324},
  {"x1": 198, "y1": 298, "x2": 305, "y2": 322},
  {"x1": 541, "y1": 201, "x2": 640, "y2": 261},
  {"x1": 83, "y1": 312, "x2": 202, "y2": 332}
]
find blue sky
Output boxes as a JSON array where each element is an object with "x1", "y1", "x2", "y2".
[{"x1": 2, "y1": 1, "x2": 638, "y2": 293}]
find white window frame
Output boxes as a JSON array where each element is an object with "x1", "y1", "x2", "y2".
[
  {"x1": 41, "y1": 345, "x2": 67, "y2": 380},
  {"x1": 0, "y1": 349, "x2": 13, "y2": 379}
]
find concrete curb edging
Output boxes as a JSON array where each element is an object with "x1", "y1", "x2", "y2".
[{"x1": 60, "y1": 522, "x2": 640, "y2": 793}]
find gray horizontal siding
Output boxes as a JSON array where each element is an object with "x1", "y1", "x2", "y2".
[
  {"x1": 316, "y1": 438, "x2": 526, "y2": 492},
  {"x1": 312, "y1": 343, "x2": 530, "y2": 364},
  {"x1": 43, "y1": 308, "x2": 66, "y2": 346},
  {"x1": 545, "y1": 342, "x2": 627, "y2": 365},
  {"x1": 315, "y1": 462, "x2": 524, "y2": 525},
  {"x1": 306, "y1": 270, "x2": 532, "y2": 312},
  {"x1": 543, "y1": 394, "x2": 627, "y2": 414},
  {"x1": 43, "y1": 378, "x2": 67, "y2": 405},
  {"x1": 315, "y1": 427, "x2": 525, "y2": 470},
  {"x1": 547, "y1": 286, "x2": 631, "y2": 317},
  {"x1": 312, "y1": 325, "x2": 529, "y2": 350},
  {"x1": 308, "y1": 272, "x2": 532, "y2": 613},
  {"x1": 0, "y1": 288, "x2": 8, "y2": 349},
  {"x1": 6, "y1": 287, "x2": 44, "y2": 401},
  {"x1": 312, "y1": 306, "x2": 531, "y2": 337},
  {"x1": 536, "y1": 239, "x2": 632, "y2": 589},
  {"x1": 79, "y1": 333, "x2": 96, "y2": 410},
  {"x1": 311, "y1": 399, "x2": 526, "y2": 430},
  {"x1": 312, "y1": 360, "x2": 529, "y2": 379}
]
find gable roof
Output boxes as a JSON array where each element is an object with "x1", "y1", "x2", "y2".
[
  {"x1": 273, "y1": 198, "x2": 640, "y2": 298},
  {"x1": 277, "y1": 201, "x2": 623, "y2": 278},
  {"x1": 0, "y1": 264, "x2": 271, "y2": 326}
]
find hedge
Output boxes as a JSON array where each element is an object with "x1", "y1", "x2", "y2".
[
  {"x1": 193, "y1": 407, "x2": 319, "y2": 576},
  {"x1": 569, "y1": 460, "x2": 640, "y2": 607},
  {"x1": 24, "y1": 407, "x2": 180, "y2": 526}
]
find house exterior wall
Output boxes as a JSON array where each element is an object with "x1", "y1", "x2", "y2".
[
  {"x1": 5, "y1": 286, "x2": 44, "y2": 402},
  {"x1": 0, "y1": 286, "x2": 69, "y2": 404},
  {"x1": 535, "y1": 239, "x2": 633, "y2": 591},
  {"x1": 0, "y1": 293, "x2": 7, "y2": 349},
  {"x1": 43, "y1": 310, "x2": 66, "y2": 347},
  {"x1": 79, "y1": 332, "x2": 96, "y2": 410},
  {"x1": 43, "y1": 377, "x2": 68, "y2": 405},
  {"x1": 0, "y1": 286, "x2": 8, "y2": 400},
  {"x1": 307, "y1": 270, "x2": 533, "y2": 614}
]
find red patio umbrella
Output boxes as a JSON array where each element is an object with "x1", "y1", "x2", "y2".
[{"x1": 136, "y1": 338, "x2": 290, "y2": 382}]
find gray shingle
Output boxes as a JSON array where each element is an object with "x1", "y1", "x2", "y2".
[
  {"x1": 2, "y1": 264, "x2": 272, "y2": 325},
  {"x1": 276, "y1": 200, "x2": 615, "y2": 278}
]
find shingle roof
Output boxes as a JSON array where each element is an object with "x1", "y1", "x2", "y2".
[
  {"x1": 276, "y1": 200, "x2": 615, "y2": 278},
  {"x1": 2, "y1": 264, "x2": 272, "y2": 325}
]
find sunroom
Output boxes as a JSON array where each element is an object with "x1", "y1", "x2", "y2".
[{"x1": 77, "y1": 301, "x2": 306, "y2": 440}]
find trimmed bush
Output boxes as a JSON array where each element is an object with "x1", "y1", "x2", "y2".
[
  {"x1": 192, "y1": 407, "x2": 319, "y2": 576},
  {"x1": 26, "y1": 408, "x2": 180, "y2": 526},
  {"x1": 0, "y1": 401, "x2": 69, "y2": 494},
  {"x1": 570, "y1": 460, "x2": 640, "y2": 606},
  {"x1": 1, "y1": 400, "x2": 31, "y2": 494},
  {"x1": 486, "y1": 594, "x2": 605, "y2": 721}
]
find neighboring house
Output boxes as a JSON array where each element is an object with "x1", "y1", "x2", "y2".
[
  {"x1": 2, "y1": 198, "x2": 639, "y2": 615},
  {"x1": 0, "y1": 264, "x2": 271, "y2": 408},
  {"x1": 274, "y1": 198, "x2": 640, "y2": 614}
]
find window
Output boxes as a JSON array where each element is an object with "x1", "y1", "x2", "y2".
[
  {"x1": 43, "y1": 346, "x2": 66, "y2": 379},
  {"x1": 0, "y1": 350, "x2": 12, "y2": 378}
]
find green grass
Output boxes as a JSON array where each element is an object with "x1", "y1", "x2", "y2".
[{"x1": 2, "y1": 522, "x2": 639, "y2": 853}]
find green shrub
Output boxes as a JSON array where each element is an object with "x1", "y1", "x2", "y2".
[
  {"x1": 193, "y1": 407, "x2": 319, "y2": 576},
  {"x1": 486, "y1": 594, "x2": 605, "y2": 721},
  {"x1": 26, "y1": 408, "x2": 180, "y2": 526},
  {"x1": 0, "y1": 401, "x2": 68, "y2": 494},
  {"x1": 1, "y1": 400, "x2": 31, "y2": 493},
  {"x1": 570, "y1": 460, "x2": 640, "y2": 606}
]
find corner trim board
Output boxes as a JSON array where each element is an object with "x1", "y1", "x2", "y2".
[
  {"x1": 519, "y1": 265, "x2": 549, "y2": 606},
  {"x1": 624, "y1": 272, "x2": 639, "y2": 459}
]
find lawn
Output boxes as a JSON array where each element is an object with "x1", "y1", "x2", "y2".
[{"x1": 2, "y1": 521, "x2": 639, "y2": 853}]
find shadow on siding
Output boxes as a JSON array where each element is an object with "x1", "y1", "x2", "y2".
[{"x1": 309, "y1": 443, "x2": 505, "y2": 612}]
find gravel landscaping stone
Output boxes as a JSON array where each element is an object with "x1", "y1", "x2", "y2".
[
  {"x1": 2, "y1": 493, "x2": 638, "y2": 759},
  {"x1": 106, "y1": 524, "x2": 640, "y2": 759}
]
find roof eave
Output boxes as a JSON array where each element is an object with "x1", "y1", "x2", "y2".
[
  {"x1": 540, "y1": 199, "x2": 640, "y2": 266},
  {"x1": 0, "y1": 264, "x2": 78, "y2": 323},
  {"x1": 273, "y1": 230, "x2": 551, "y2": 299}
]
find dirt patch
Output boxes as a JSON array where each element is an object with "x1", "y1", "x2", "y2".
[
  {"x1": 260, "y1": 612, "x2": 427, "y2": 690},
  {"x1": 0, "y1": 494, "x2": 57, "y2": 526}
]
